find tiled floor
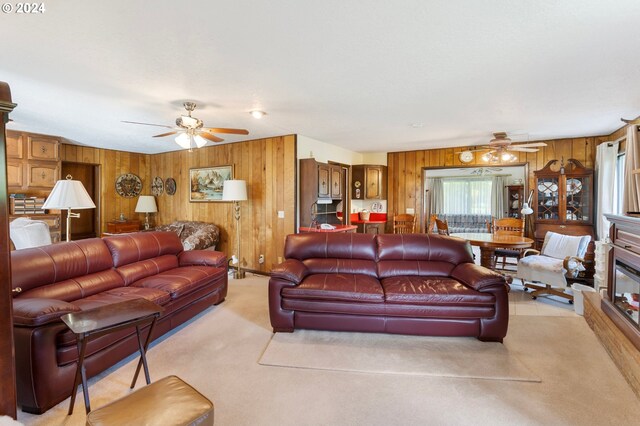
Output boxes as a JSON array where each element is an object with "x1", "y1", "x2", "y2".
[{"x1": 469, "y1": 246, "x2": 578, "y2": 317}]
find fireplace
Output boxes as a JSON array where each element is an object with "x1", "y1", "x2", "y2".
[{"x1": 603, "y1": 214, "x2": 640, "y2": 350}]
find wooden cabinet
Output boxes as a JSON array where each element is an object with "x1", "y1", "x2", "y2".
[
  {"x1": 356, "y1": 222, "x2": 384, "y2": 234},
  {"x1": 506, "y1": 185, "x2": 524, "y2": 218},
  {"x1": 106, "y1": 220, "x2": 141, "y2": 234},
  {"x1": 300, "y1": 159, "x2": 345, "y2": 230},
  {"x1": 534, "y1": 159, "x2": 595, "y2": 277},
  {"x1": 6, "y1": 130, "x2": 61, "y2": 244},
  {"x1": 352, "y1": 165, "x2": 387, "y2": 200}
]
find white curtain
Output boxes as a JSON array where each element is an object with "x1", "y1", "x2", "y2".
[
  {"x1": 595, "y1": 141, "x2": 619, "y2": 240},
  {"x1": 491, "y1": 176, "x2": 506, "y2": 219},
  {"x1": 623, "y1": 125, "x2": 640, "y2": 213},
  {"x1": 441, "y1": 178, "x2": 492, "y2": 214},
  {"x1": 427, "y1": 178, "x2": 444, "y2": 214}
]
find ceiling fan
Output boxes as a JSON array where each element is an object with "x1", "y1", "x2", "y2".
[
  {"x1": 460, "y1": 132, "x2": 547, "y2": 163},
  {"x1": 123, "y1": 102, "x2": 249, "y2": 151}
]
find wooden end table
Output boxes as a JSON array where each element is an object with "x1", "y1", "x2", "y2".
[{"x1": 61, "y1": 298, "x2": 163, "y2": 414}]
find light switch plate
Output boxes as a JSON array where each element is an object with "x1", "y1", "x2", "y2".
[
  {"x1": 277, "y1": 210, "x2": 285, "y2": 218},
  {"x1": 406, "y1": 208, "x2": 415, "y2": 214}
]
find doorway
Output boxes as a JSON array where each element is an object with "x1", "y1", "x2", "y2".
[{"x1": 61, "y1": 162, "x2": 99, "y2": 240}]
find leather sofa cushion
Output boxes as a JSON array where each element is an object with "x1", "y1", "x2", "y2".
[
  {"x1": 104, "y1": 231, "x2": 183, "y2": 268},
  {"x1": 18, "y1": 270, "x2": 125, "y2": 302},
  {"x1": 70, "y1": 287, "x2": 171, "y2": 313},
  {"x1": 381, "y1": 277, "x2": 495, "y2": 306},
  {"x1": 377, "y1": 234, "x2": 474, "y2": 264},
  {"x1": 13, "y1": 298, "x2": 81, "y2": 327},
  {"x1": 302, "y1": 258, "x2": 378, "y2": 277},
  {"x1": 284, "y1": 233, "x2": 377, "y2": 261},
  {"x1": 116, "y1": 255, "x2": 179, "y2": 286},
  {"x1": 11, "y1": 238, "x2": 115, "y2": 294},
  {"x1": 377, "y1": 260, "x2": 456, "y2": 279},
  {"x1": 282, "y1": 274, "x2": 384, "y2": 303},
  {"x1": 131, "y1": 266, "x2": 226, "y2": 300}
]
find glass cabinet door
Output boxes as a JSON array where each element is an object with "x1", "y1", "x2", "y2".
[
  {"x1": 566, "y1": 175, "x2": 591, "y2": 222},
  {"x1": 536, "y1": 177, "x2": 559, "y2": 220}
]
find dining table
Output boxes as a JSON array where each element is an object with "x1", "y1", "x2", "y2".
[{"x1": 450, "y1": 232, "x2": 534, "y2": 270}]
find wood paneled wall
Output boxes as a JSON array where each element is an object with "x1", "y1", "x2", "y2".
[
  {"x1": 150, "y1": 135, "x2": 296, "y2": 272},
  {"x1": 60, "y1": 145, "x2": 151, "y2": 233},
  {"x1": 387, "y1": 136, "x2": 610, "y2": 232}
]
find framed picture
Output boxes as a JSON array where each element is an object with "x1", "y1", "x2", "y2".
[{"x1": 189, "y1": 165, "x2": 233, "y2": 202}]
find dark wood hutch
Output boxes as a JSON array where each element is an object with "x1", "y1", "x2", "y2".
[{"x1": 534, "y1": 159, "x2": 595, "y2": 279}]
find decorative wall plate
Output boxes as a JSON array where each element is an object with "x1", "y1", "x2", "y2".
[
  {"x1": 115, "y1": 173, "x2": 142, "y2": 198},
  {"x1": 152, "y1": 176, "x2": 164, "y2": 196},
  {"x1": 165, "y1": 178, "x2": 176, "y2": 195}
]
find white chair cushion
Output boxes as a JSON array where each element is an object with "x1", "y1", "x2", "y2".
[
  {"x1": 540, "y1": 232, "x2": 590, "y2": 260},
  {"x1": 518, "y1": 255, "x2": 564, "y2": 274}
]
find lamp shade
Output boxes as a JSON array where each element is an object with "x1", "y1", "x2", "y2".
[
  {"x1": 521, "y1": 203, "x2": 534, "y2": 215},
  {"x1": 42, "y1": 177, "x2": 96, "y2": 210},
  {"x1": 135, "y1": 195, "x2": 158, "y2": 213},
  {"x1": 222, "y1": 180, "x2": 247, "y2": 201}
]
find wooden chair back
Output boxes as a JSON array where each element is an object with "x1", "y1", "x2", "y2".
[
  {"x1": 492, "y1": 217, "x2": 525, "y2": 236},
  {"x1": 393, "y1": 214, "x2": 416, "y2": 234},
  {"x1": 426, "y1": 214, "x2": 438, "y2": 233},
  {"x1": 435, "y1": 218, "x2": 450, "y2": 236}
]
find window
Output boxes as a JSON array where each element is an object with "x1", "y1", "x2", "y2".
[
  {"x1": 442, "y1": 178, "x2": 492, "y2": 215},
  {"x1": 615, "y1": 152, "x2": 625, "y2": 214}
]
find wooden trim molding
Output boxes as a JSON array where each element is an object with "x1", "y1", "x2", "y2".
[{"x1": 0, "y1": 80, "x2": 18, "y2": 419}]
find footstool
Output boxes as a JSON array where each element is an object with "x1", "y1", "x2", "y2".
[{"x1": 86, "y1": 375, "x2": 213, "y2": 426}]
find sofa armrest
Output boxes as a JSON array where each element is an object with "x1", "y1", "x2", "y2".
[
  {"x1": 451, "y1": 263, "x2": 507, "y2": 291},
  {"x1": 178, "y1": 250, "x2": 227, "y2": 268},
  {"x1": 270, "y1": 259, "x2": 309, "y2": 285},
  {"x1": 13, "y1": 298, "x2": 81, "y2": 327}
]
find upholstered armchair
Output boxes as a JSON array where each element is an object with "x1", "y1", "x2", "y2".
[
  {"x1": 154, "y1": 221, "x2": 220, "y2": 251},
  {"x1": 517, "y1": 231, "x2": 591, "y2": 303},
  {"x1": 9, "y1": 217, "x2": 52, "y2": 249}
]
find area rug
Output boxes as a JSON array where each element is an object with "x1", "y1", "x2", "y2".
[{"x1": 259, "y1": 329, "x2": 540, "y2": 382}]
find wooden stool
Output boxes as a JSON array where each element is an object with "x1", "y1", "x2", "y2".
[{"x1": 86, "y1": 376, "x2": 213, "y2": 426}]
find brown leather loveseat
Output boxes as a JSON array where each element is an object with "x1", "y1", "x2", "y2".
[
  {"x1": 11, "y1": 231, "x2": 228, "y2": 414},
  {"x1": 270, "y1": 233, "x2": 509, "y2": 342}
]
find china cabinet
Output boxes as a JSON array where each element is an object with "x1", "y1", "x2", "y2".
[
  {"x1": 534, "y1": 159, "x2": 595, "y2": 276},
  {"x1": 506, "y1": 185, "x2": 524, "y2": 218}
]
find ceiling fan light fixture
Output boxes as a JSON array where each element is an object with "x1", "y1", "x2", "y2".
[
  {"x1": 250, "y1": 110, "x2": 266, "y2": 119},
  {"x1": 501, "y1": 152, "x2": 516, "y2": 162},
  {"x1": 175, "y1": 133, "x2": 192, "y2": 150},
  {"x1": 193, "y1": 134, "x2": 208, "y2": 148}
]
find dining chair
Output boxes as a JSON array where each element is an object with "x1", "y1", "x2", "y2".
[
  {"x1": 435, "y1": 218, "x2": 450, "y2": 236},
  {"x1": 492, "y1": 217, "x2": 525, "y2": 269},
  {"x1": 426, "y1": 214, "x2": 438, "y2": 233},
  {"x1": 393, "y1": 214, "x2": 416, "y2": 234},
  {"x1": 517, "y1": 231, "x2": 591, "y2": 303}
]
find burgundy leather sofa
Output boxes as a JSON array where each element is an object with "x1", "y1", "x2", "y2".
[
  {"x1": 270, "y1": 233, "x2": 509, "y2": 342},
  {"x1": 11, "y1": 231, "x2": 228, "y2": 414}
]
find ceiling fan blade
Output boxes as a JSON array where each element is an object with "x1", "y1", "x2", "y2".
[
  {"x1": 152, "y1": 131, "x2": 178, "y2": 138},
  {"x1": 122, "y1": 120, "x2": 174, "y2": 129},
  {"x1": 512, "y1": 142, "x2": 547, "y2": 148},
  {"x1": 203, "y1": 127, "x2": 249, "y2": 135},
  {"x1": 199, "y1": 132, "x2": 224, "y2": 143},
  {"x1": 507, "y1": 147, "x2": 539, "y2": 152},
  {"x1": 467, "y1": 146, "x2": 492, "y2": 152}
]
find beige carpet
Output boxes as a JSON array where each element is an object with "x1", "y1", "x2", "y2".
[
  {"x1": 260, "y1": 330, "x2": 540, "y2": 382},
  {"x1": 17, "y1": 275, "x2": 640, "y2": 426}
]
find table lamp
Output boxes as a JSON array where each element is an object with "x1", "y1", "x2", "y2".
[
  {"x1": 135, "y1": 195, "x2": 158, "y2": 230},
  {"x1": 222, "y1": 180, "x2": 248, "y2": 279},
  {"x1": 42, "y1": 175, "x2": 96, "y2": 242}
]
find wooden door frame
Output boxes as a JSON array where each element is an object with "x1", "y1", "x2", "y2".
[{"x1": 0, "y1": 82, "x2": 18, "y2": 418}]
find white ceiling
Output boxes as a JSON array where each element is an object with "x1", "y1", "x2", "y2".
[{"x1": 2, "y1": 1, "x2": 640, "y2": 154}]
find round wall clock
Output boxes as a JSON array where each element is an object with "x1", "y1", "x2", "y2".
[
  {"x1": 165, "y1": 178, "x2": 177, "y2": 195},
  {"x1": 115, "y1": 173, "x2": 143, "y2": 198},
  {"x1": 152, "y1": 176, "x2": 164, "y2": 196},
  {"x1": 459, "y1": 150, "x2": 474, "y2": 163}
]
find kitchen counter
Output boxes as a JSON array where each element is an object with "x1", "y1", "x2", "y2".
[
  {"x1": 350, "y1": 212, "x2": 388, "y2": 224},
  {"x1": 298, "y1": 225, "x2": 358, "y2": 233}
]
